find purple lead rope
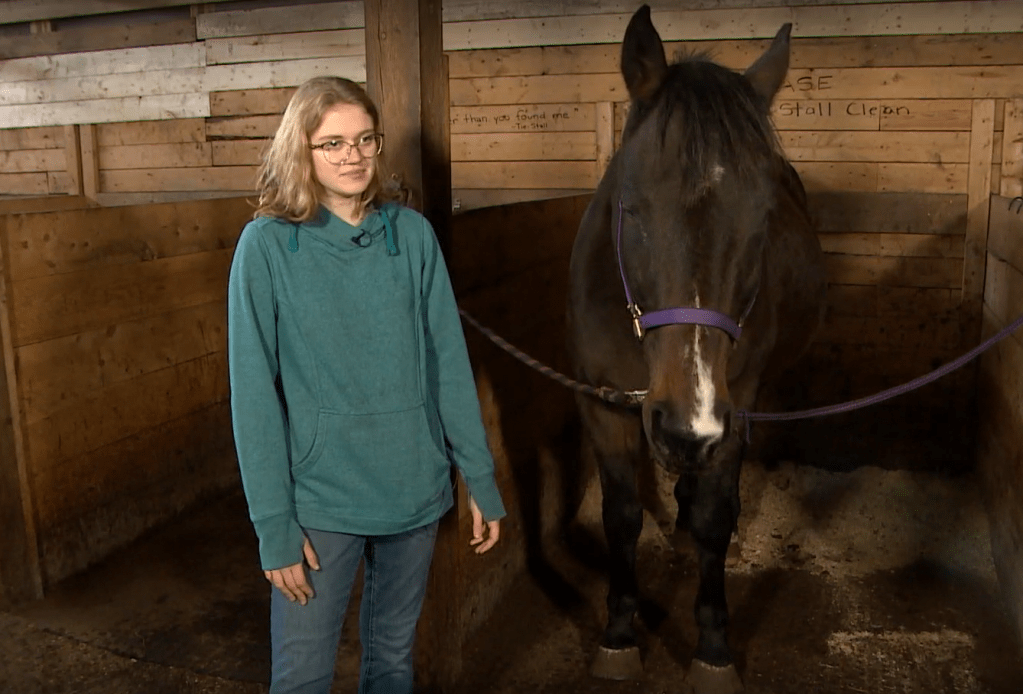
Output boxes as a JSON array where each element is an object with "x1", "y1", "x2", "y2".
[{"x1": 735, "y1": 310, "x2": 1023, "y2": 441}]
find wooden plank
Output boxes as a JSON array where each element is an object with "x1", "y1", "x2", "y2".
[
  {"x1": 818, "y1": 312, "x2": 964, "y2": 350},
  {"x1": 0, "y1": 126, "x2": 64, "y2": 150},
  {"x1": 988, "y1": 195, "x2": 1023, "y2": 272},
  {"x1": 18, "y1": 300, "x2": 227, "y2": 425},
  {"x1": 211, "y1": 140, "x2": 268, "y2": 167},
  {"x1": 196, "y1": 2, "x2": 365, "y2": 39},
  {"x1": 97, "y1": 119, "x2": 205, "y2": 147},
  {"x1": 793, "y1": 162, "x2": 877, "y2": 193},
  {"x1": 877, "y1": 163, "x2": 969, "y2": 194},
  {"x1": 780, "y1": 131, "x2": 970, "y2": 164},
  {"x1": 443, "y1": 3, "x2": 1023, "y2": 50},
  {"x1": 447, "y1": 34, "x2": 1023, "y2": 79},
  {"x1": 79, "y1": 124, "x2": 99, "y2": 198},
  {"x1": 453, "y1": 188, "x2": 586, "y2": 211},
  {"x1": 808, "y1": 192, "x2": 968, "y2": 235},
  {"x1": 824, "y1": 254, "x2": 963, "y2": 289},
  {"x1": 595, "y1": 101, "x2": 613, "y2": 179},
  {"x1": 99, "y1": 142, "x2": 213, "y2": 170},
  {"x1": 452, "y1": 161, "x2": 596, "y2": 189},
  {"x1": 450, "y1": 73, "x2": 624, "y2": 106},
  {"x1": 0, "y1": 43, "x2": 205, "y2": 83},
  {"x1": 452, "y1": 66, "x2": 1023, "y2": 107},
  {"x1": 209, "y1": 88, "x2": 295, "y2": 117},
  {"x1": 772, "y1": 100, "x2": 880, "y2": 131},
  {"x1": 0, "y1": 0, "x2": 235, "y2": 25},
  {"x1": 10, "y1": 247, "x2": 235, "y2": 347},
  {"x1": 0, "y1": 93, "x2": 210, "y2": 129},
  {"x1": 0, "y1": 196, "x2": 95, "y2": 215},
  {"x1": 0, "y1": 214, "x2": 43, "y2": 601},
  {"x1": 46, "y1": 171, "x2": 72, "y2": 195},
  {"x1": 818, "y1": 233, "x2": 963, "y2": 259},
  {"x1": 450, "y1": 104, "x2": 594, "y2": 133},
  {"x1": 92, "y1": 191, "x2": 250, "y2": 207},
  {"x1": 204, "y1": 57, "x2": 365, "y2": 93},
  {"x1": 0, "y1": 18, "x2": 196, "y2": 61},
  {"x1": 1001, "y1": 99, "x2": 1023, "y2": 199},
  {"x1": 451, "y1": 132, "x2": 594, "y2": 162},
  {"x1": 826, "y1": 285, "x2": 961, "y2": 318},
  {"x1": 31, "y1": 401, "x2": 236, "y2": 549},
  {"x1": 879, "y1": 100, "x2": 973, "y2": 131},
  {"x1": 100, "y1": 166, "x2": 258, "y2": 193},
  {"x1": 984, "y1": 253, "x2": 1023, "y2": 332},
  {"x1": 964, "y1": 99, "x2": 996, "y2": 341},
  {"x1": 0, "y1": 149, "x2": 64, "y2": 174},
  {"x1": 63, "y1": 125, "x2": 82, "y2": 196},
  {"x1": 3, "y1": 196, "x2": 252, "y2": 282},
  {"x1": 0, "y1": 68, "x2": 205, "y2": 106},
  {"x1": 0, "y1": 174, "x2": 48, "y2": 196},
  {"x1": 206, "y1": 28, "x2": 364, "y2": 65},
  {"x1": 27, "y1": 350, "x2": 228, "y2": 471}
]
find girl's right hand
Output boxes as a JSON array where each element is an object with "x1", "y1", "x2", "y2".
[{"x1": 264, "y1": 536, "x2": 321, "y2": 606}]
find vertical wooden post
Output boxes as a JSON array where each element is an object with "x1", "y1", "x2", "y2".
[
  {"x1": 595, "y1": 101, "x2": 615, "y2": 180},
  {"x1": 63, "y1": 125, "x2": 83, "y2": 196},
  {"x1": 1001, "y1": 99, "x2": 1023, "y2": 200},
  {"x1": 364, "y1": 1, "x2": 460, "y2": 690},
  {"x1": 0, "y1": 218, "x2": 42, "y2": 604},
  {"x1": 963, "y1": 99, "x2": 996, "y2": 344},
  {"x1": 80, "y1": 124, "x2": 100, "y2": 200}
]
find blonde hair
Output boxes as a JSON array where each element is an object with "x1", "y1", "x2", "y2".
[{"x1": 253, "y1": 76, "x2": 407, "y2": 221}]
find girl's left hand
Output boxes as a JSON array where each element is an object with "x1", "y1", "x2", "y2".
[{"x1": 468, "y1": 495, "x2": 500, "y2": 554}]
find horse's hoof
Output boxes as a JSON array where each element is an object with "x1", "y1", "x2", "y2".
[
  {"x1": 590, "y1": 645, "x2": 643, "y2": 680},
  {"x1": 686, "y1": 660, "x2": 744, "y2": 694}
]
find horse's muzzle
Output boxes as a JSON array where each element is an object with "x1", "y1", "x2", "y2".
[{"x1": 647, "y1": 401, "x2": 727, "y2": 472}]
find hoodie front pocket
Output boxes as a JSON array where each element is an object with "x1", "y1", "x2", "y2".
[{"x1": 292, "y1": 405, "x2": 449, "y2": 521}]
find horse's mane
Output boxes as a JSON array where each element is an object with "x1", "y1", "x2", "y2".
[{"x1": 641, "y1": 52, "x2": 780, "y2": 199}]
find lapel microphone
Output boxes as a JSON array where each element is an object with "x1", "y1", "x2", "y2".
[{"x1": 351, "y1": 230, "x2": 371, "y2": 247}]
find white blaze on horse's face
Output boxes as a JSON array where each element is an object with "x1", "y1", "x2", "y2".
[{"x1": 688, "y1": 294, "x2": 726, "y2": 441}]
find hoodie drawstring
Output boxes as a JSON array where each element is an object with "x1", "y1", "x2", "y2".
[{"x1": 381, "y1": 206, "x2": 398, "y2": 256}]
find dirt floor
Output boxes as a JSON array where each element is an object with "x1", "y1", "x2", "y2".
[{"x1": 1, "y1": 459, "x2": 1021, "y2": 694}]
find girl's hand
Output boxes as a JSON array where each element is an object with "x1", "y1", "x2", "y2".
[
  {"x1": 264, "y1": 536, "x2": 321, "y2": 605},
  {"x1": 468, "y1": 495, "x2": 500, "y2": 554}
]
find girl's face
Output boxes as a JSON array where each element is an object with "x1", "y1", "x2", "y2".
[{"x1": 309, "y1": 103, "x2": 377, "y2": 208}]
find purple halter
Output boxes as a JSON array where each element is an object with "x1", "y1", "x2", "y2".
[{"x1": 615, "y1": 199, "x2": 756, "y2": 342}]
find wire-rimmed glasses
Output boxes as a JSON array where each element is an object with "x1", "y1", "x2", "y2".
[{"x1": 309, "y1": 133, "x2": 384, "y2": 164}]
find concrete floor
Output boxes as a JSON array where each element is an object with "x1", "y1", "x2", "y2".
[{"x1": 2, "y1": 462, "x2": 1021, "y2": 694}]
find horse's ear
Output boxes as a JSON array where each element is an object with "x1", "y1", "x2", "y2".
[
  {"x1": 621, "y1": 5, "x2": 668, "y2": 103},
  {"x1": 744, "y1": 23, "x2": 792, "y2": 104}
]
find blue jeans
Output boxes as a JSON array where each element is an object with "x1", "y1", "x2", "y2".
[{"x1": 269, "y1": 521, "x2": 439, "y2": 694}]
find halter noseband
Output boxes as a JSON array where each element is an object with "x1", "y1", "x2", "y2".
[{"x1": 615, "y1": 198, "x2": 757, "y2": 342}]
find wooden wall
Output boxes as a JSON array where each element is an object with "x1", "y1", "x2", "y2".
[
  {"x1": 0, "y1": 195, "x2": 254, "y2": 598},
  {"x1": 978, "y1": 196, "x2": 1023, "y2": 643}
]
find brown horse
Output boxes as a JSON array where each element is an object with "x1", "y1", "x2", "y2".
[{"x1": 567, "y1": 6, "x2": 826, "y2": 693}]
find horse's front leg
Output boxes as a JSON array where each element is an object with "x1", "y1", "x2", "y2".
[
  {"x1": 582, "y1": 403, "x2": 646, "y2": 680},
  {"x1": 686, "y1": 437, "x2": 745, "y2": 694}
]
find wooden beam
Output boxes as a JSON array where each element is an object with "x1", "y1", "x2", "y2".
[
  {"x1": 1001, "y1": 99, "x2": 1023, "y2": 199},
  {"x1": 0, "y1": 216, "x2": 43, "y2": 603},
  {"x1": 63, "y1": 125, "x2": 83, "y2": 196},
  {"x1": 963, "y1": 99, "x2": 996, "y2": 343},
  {"x1": 79, "y1": 125, "x2": 100, "y2": 199},
  {"x1": 364, "y1": 0, "x2": 459, "y2": 689}
]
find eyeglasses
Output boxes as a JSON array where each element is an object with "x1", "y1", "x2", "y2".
[{"x1": 309, "y1": 133, "x2": 384, "y2": 164}]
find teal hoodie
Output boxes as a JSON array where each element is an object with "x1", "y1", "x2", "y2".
[{"x1": 228, "y1": 203, "x2": 506, "y2": 570}]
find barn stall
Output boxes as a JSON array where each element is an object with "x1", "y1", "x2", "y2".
[{"x1": 0, "y1": 0, "x2": 1022, "y2": 692}]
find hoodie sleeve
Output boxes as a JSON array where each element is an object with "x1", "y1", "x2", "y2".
[
  {"x1": 418, "y1": 214, "x2": 507, "y2": 522},
  {"x1": 227, "y1": 222, "x2": 307, "y2": 570}
]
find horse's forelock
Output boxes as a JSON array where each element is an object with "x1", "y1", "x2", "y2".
[{"x1": 639, "y1": 58, "x2": 778, "y2": 199}]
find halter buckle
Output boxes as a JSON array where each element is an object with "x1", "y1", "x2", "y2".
[{"x1": 628, "y1": 304, "x2": 645, "y2": 341}]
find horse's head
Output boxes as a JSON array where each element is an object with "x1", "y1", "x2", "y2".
[{"x1": 613, "y1": 6, "x2": 792, "y2": 470}]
